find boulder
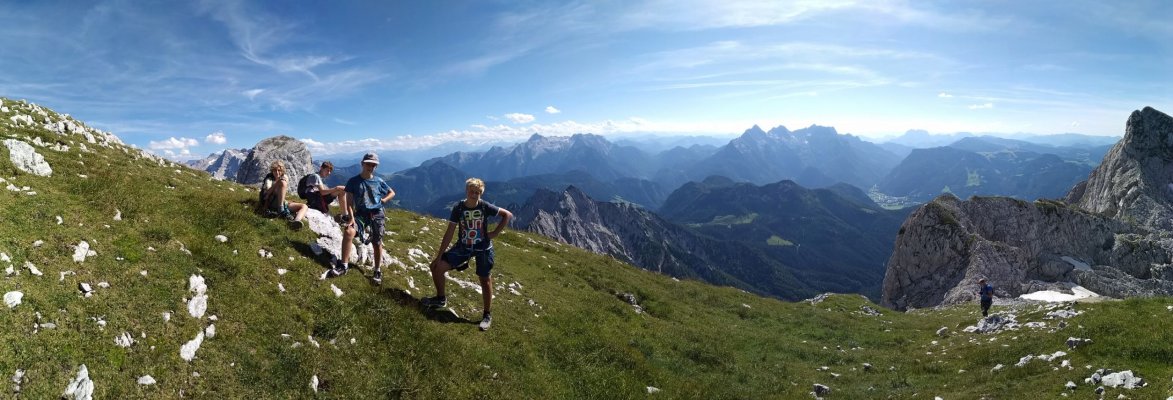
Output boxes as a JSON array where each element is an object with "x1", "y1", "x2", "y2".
[
  {"x1": 234, "y1": 135, "x2": 313, "y2": 188},
  {"x1": 2, "y1": 139, "x2": 53, "y2": 177}
]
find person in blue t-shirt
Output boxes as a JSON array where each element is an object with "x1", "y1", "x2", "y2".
[
  {"x1": 328, "y1": 153, "x2": 395, "y2": 284},
  {"x1": 423, "y1": 177, "x2": 513, "y2": 331},
  {"x1": 977, "y1": 278, "x2": 995, "y2": 317}
]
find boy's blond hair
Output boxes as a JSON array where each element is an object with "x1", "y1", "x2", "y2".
[
  {"x1": 270, "y1": 160, "x2": 285, "y2": 174},
  {"x1": 466, "y1": 178, "x2": 485, "y2": 194}
]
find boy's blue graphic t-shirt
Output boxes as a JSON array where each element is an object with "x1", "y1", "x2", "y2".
[
  {"x1": 449, "y1": 200, "x2": 501, "y2": 250},
  {"x1": 345, "y1": 175, "x2": 392, "y2": 212}
]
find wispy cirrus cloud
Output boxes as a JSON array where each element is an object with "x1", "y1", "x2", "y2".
[
  {"x1": 545, "y1": 106, "x2": 561, "y2": 114},
  {"x1": 968, "y1": 102, "x2": 994, "y2": 110}
]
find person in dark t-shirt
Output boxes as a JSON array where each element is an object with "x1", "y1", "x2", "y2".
[
  {"x1": 977, "y1": 278, "x2": 995, "y2": 317},
  {"x1": 423, "y1": 178, "x2": 513, "y2": 331}
]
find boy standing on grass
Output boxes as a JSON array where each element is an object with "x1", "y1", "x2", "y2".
[
  {"x1": 423, "y1": 178, "x2": 512, "y2": 331},
  {"x1": 329, "y1": 153, "x2": 395, "y2": 285}
]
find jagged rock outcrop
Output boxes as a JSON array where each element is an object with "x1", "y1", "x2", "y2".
[
  {"x1": 234, "y1": 136, "x2": 313, "y2": 189},
  {"x1": 883, "y1": 107, "x2": 1173, "y2": 310},
  {"x1": 188, "y1": 148, "x2": 248, "y2": 180},
  {"x1": 1067, "y1": 107, "x2": 1173, "y2": 231}
]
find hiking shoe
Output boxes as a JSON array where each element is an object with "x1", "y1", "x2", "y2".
[
  {"x1": 372, "y1": 269, "x2": 383, "y2": 285},
  {"x1": 479, "y1": 314, "x2": 492, "y2": 331},
  {"x1": 289, "y1": 219, "x2": 304, "y2": 230},
  {"x1": 327, "y1": 260, "x2": 348, "y2": 278},
  {"x1": 421, "y1": 296, "x2": 447, "y2": 309}
]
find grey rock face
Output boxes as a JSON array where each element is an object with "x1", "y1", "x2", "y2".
[
  {"x1": 189, "y1": 148, "x2": 248, "y2": 180},
  {"x1": 235, "y1": 136, "x2": 313, "y2": 189},
  {"x1": 882, "y1": 107, "x2": 1173, "y2": 310},
  {"x1": 1070, "y1": 107, "x2": 1173, "y2": 231}
]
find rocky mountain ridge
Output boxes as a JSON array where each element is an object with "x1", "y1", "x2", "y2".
[
  {"x1": 883, "y1": 107, "x2": 1173, "y2": 310},
  {"x1": 187, "y1": 148, "x2": 248, "y2": 181}
]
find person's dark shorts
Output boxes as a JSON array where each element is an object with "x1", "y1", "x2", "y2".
[
  {"x1": 355, "y1": 209, "x2": 385, "y2": 245},
  {"x1": 980, "y1": 298, "x2": 992, "y2": 310},
  {"x1": 308, "y1": 193, "x2": 336, "y2": 214},
  {"x1": 443, "y1": 246, "x2": 495, "y2": 277}
]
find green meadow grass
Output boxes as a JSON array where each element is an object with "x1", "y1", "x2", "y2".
[{"x1": 0, "y1": 98, "x2": 1171, "y2": 398}]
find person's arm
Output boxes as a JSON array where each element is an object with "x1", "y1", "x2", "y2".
[
  {"x1": 381, "y1": 186, "x2": 396, "y2": 204},
  {"x1": 435, "y1": 222, "x2": 457, "y2": 260},
  {"x1": 488, "y1": 208, "x2": 513, "y2": 239}
]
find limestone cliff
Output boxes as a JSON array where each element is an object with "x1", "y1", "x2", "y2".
[{"x1": 882, "y1": 107, "x2": 1173, "y2": 310}]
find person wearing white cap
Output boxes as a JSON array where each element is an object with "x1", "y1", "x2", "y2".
[{"x1": 330, "y1": 152, "x2": 396, "y2": 284}]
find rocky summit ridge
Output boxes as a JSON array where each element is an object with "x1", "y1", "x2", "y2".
[{"x1": 883, "y1": 107, "x2": 1173, "y2": 310}]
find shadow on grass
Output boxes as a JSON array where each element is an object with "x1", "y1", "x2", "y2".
[
  {"x1": 378, "y1": 286, "x2": 475, "y2": 326},
  {"x1": 286, "y1": 239, "x2": 335, "y2": 269}
]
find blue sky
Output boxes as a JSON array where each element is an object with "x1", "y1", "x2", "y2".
[{"x1": 1, "y1": 0, "x2": 1170, "y2": 160}]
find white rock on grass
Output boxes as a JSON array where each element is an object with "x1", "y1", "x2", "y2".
[
  {"x1": 137, "y1": 375, "x2": 156, "y2": 385},
  {"x1": 205, "y1": 324, "x2": 216, "y2": 339},
  {"x1": 180, "y1": 332, "x2": 205, "y2": 362},
  {"x1": 0, "y1": 252, "x2": 9, "y2": 262},
  {"x1": 114, "y1": 332, "x2": 134, "y2": 348},
  {"x1": 278, "y1": 283, "x2": 286, "y2": 293},
  {"x1": 647, "y1": 386, "x2": 660, "y2": 394},
  {"x1": 113, "y1": 209, "x2": 122, "y2": 221},
  {"x1": 163, "y1": 312, "x2": 171, "y2": 322},
  {"x1": 12, "y1": 368, "x2": 24, "y2": 392},
  {"x1": 3, "y1": 139, "x2": 53, "y2": 177},
  {"x1": 33, "y1": 240, "x2": 43, "y2": 247},
  {"x1": 214, "y1": 235, "x2": 228, "y2": 243},
  {"x1": 4, "y1": 265, "x2": 13, "y2": 276},
  {"x1": 4, "y1": 291, "x2": 23, "y2": 308},
  {"x1": 311, "y1": 375, "x2": 319, "y2": 392},
  {"x1": 331, "y1": 284, "x2": 343, "y2": 298},
  {"x1": 188, "y1": 274, "x2": 208, "y2": 318},
  {"x1": 56, "y1": 216, "x2": 63, "y2": 225},
  {"x1": 72, "y1": 241, "x2": 97, "y2": 263},
  {"x1": 24, "y1": 262, "x2": 42, "y2": 276},
  {"x1": 62, "y1": 364, "x2": 94, "y2": 400}
]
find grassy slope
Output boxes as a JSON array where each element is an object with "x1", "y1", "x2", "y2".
[{"x1": 0, "y1": 98, "x2": 1170, "y2": 399}]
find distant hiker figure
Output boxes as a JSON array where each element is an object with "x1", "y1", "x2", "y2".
[
  {"x1": 977, "y1": 279, "x2": 995, "y2": 317},
  {"x1": 329, "y1": 153, "x2": 395, "y2": 285},
  {"x1": 299, "y1": 161, "x2": 347, "y2": 215},
  {"x1": 259, "y1": 160, "x2": 308, "y2": 230},
  {"x1": 423, "y1": 178, "x2": 513, "y2": 331}
]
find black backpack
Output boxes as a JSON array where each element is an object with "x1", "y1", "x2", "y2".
[{"x1": 296, "y1": 174, "x2": 314, "y2": 200}]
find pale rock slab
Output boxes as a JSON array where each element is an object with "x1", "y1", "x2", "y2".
[{"x1": 3, "y1": 139, "x2": 53, "y2": 177}]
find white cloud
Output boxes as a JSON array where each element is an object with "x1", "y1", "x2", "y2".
[
  {"x1": 149, "y1": 137, "x2": 199, "y2": 150},
  {"x1": 938, "y1": 92, "x2": 953, "y2": 98},
  {"x1": 505, "y1": 113, "x2": 536, "y2": 124},
  {"x1": 545, "y1": 106, "x2": 561, "y2": 114},
  {"x1": 204, "y1": 131, "x2": 227, "y2": 145},
  {"x1": 300, "y1": 117, "x2": 749, "y2": 155},
  {"x1": 243, "y1": 89, "x2": 264, "y2": 100},
  {"x1": 968, "y1": 103, "x2": 994, "y2": 110}
]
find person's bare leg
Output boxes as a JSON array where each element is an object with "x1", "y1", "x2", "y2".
[
  {"x1": 430, "y1": 259, "x2": 450, "y2": 298},
  {"x1": 341, "y1": 225, "x2": 356, "y2": 265},
  {"x1": 479, "y1": 275, "x2": 492, "y2": 315},
  {"x1": 373, "y1": 242, "x2": 382, "y2": 271},
  {"x1": 290, "y1": 202, "x2": 308, "y2": 221}
]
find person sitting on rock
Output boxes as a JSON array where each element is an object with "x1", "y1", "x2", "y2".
[
  {"x1": 977, "y1": 278, "x2": 995, "y2": 317},
  {"x1": 423, "y1": 177, "x2": 513, "y2": 331},
  {"x1": 260, "y1": 160, "x2": 308, "y2": 230},
  {"x1": 302, "y1": 161, "x2": 348, "y2": 215},
  {"x1": 329, "y1": 153, "x2": 395, "y2": 284}
]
